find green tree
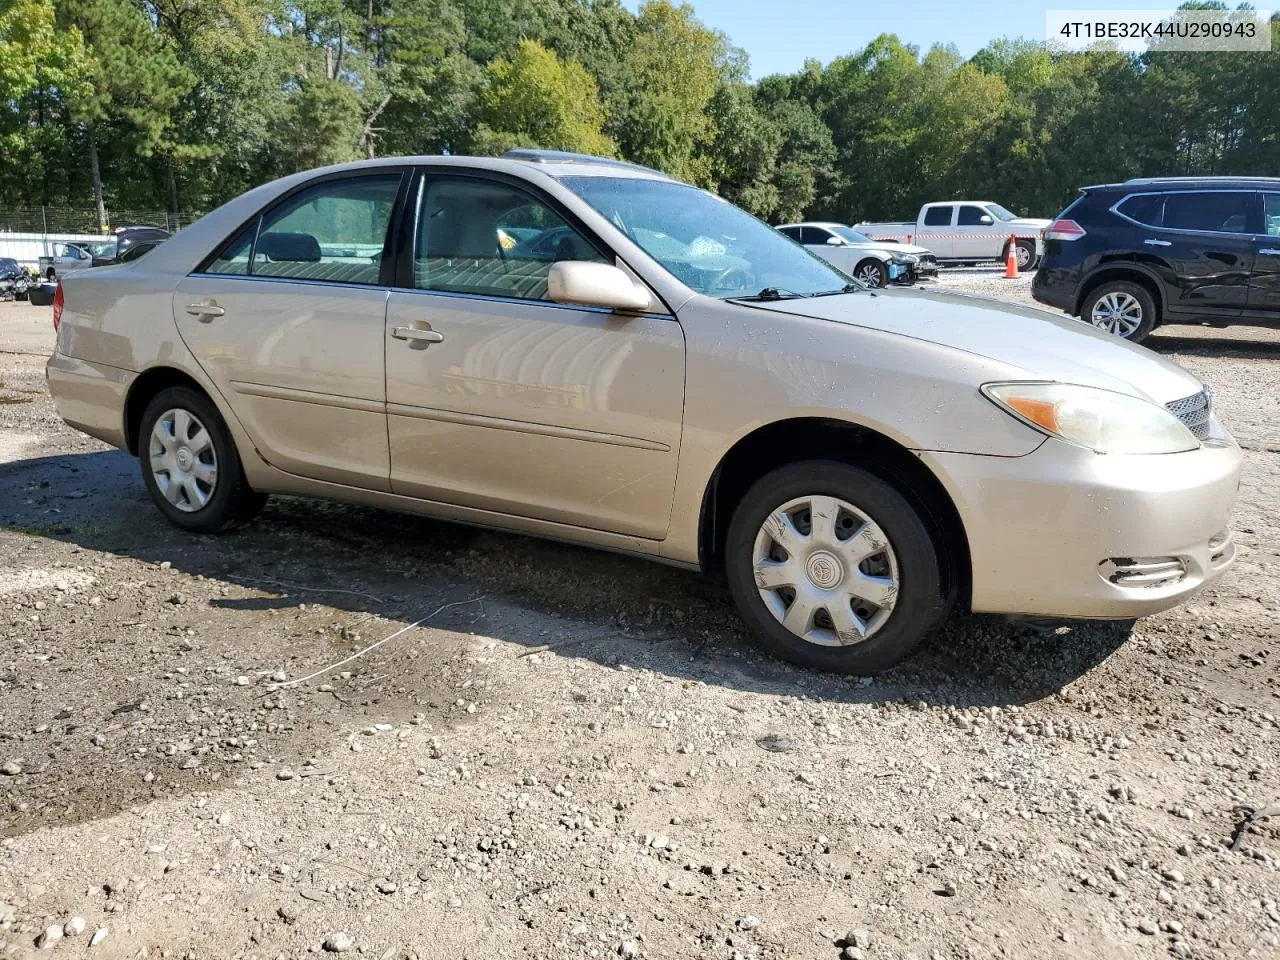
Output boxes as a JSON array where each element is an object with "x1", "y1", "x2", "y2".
[
  {"x1": 59, "y1": 0, "x2": 193, "y2": 229},
  {"x1": 611, "y1": 1, "x2": 723, "y2": 183},
  {"x1": 474, "y1": 38, "x2": 614, "y2": 156}
]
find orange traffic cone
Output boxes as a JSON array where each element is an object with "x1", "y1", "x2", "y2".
[{"x1": 1004, "y1": 234, "x2": 1019, "y2": 279}]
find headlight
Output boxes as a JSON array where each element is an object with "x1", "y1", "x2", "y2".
[
  {"x1": 891, "y1": 253, "x2": 919, "y2": 264},
  {"x1": 982, "y1": 382, "x2": 1200, "y2": 454}
]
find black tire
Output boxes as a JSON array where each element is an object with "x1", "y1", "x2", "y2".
[
  {"x1": 853, "y1": 258, "x2": 889, "y2": 289},
  {"x1": 1079, "y1": 280, "x2": 1157, "y2": 342},
  {"x1": 724, "y1": 461, "x2": 951, "y2": 674},
  {"x1": 138, "y1": 386, "x2": 266, "y2": 533},
  {"x1": 1001, "y1": 239, "x2": 1037, "y2": 272}
]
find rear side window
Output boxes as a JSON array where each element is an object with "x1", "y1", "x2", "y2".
[
  {"x1": 778, "y1": 226, "x2": 801, "y2": 241},
  {"x1": 1263, "y1": 194, "x2": 1280, "y2": 236},
  {"x1": 250, "y1": 174, "x2": 400, "y2": 284},
  {"x1": 1162, "y1": 191, "x2": 1252, "y2": 234},
  {"x1": 1116, "y1": 194, "x2": 1164, "y2": 227},
  {"x1": 923, "y1": 206, "x2": 952, "y2": 226},
  {"x1": 956, "y1": 205, "x2": 989, "y2": 226}
]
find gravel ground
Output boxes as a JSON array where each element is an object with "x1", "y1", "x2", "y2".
[{"x1": 1, "y1": 274, "x2": 1278, "y2": 960}]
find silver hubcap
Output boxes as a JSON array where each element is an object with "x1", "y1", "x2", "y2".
[
  {"x1": 1015, "y1": 244, "x2": 1031, "y2": 268},
  {"x1": 856, "y1": 263, "x2": 883, "y2": 287},
  {"x1": 752, "y1": 495, "x2": 900, "y2": 647},
  {"x1": 149, "y1": 408, "x2": 217, "y2": 512},
  {"x1": 1090, "y1": 291, "x2": 1143, "y2": 337}
]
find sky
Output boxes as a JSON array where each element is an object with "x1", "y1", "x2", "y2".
[{"x1": 630, "y1": 0, "x2": 1202, "y2": 78}]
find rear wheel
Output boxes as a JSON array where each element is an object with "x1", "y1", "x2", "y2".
[
  {"x1": 724, "y1": 461, "x2": 951, "y2": 674},
  {"x1": 1081, "y1": 280, "x2": 1157, "y2": 342},
  {"x1": 1002, "y1": 239, "x2": 1037, "y2": 271},
  {"x1": 139, "y1": 386, "x2": 266, "y2": 533},
  {"x1": 853, "y1": 258, "x2": 888, "y2": 289}
]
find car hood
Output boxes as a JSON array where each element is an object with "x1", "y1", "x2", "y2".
[
  {"x1": 748, "y1": 287, "x2": 1203, "y2": 405},
  {"x1": 849, "y1": 242, "x2": 933, "y2": 257}
]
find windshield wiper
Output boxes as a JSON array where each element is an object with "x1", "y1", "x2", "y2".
[
  {"x1": 730, "y1": 286, "x2": 805, "y2": 302},
  {"x1": 809, "y1": 283, "x2": 865, "y2": 297}
]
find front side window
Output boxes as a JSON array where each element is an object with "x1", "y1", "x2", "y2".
[
  {"x1": 564, "y1": 176, "x2": 854, "y2": 298},
  {"x1": 1163, "y1": 191, "x2": 1252, "y2": 234},
  {"x1": 415, "y1": 177, "x2": 606, "y2": 301},
  {"x1": 799, "y1": 226, "x2": 833, "y2": 245},
  {"x1": 956, "y1": 205, "x2": 990, "y2": 226},
  {"x1": 1263, "y1": 194, "x2": 1280, "y2": 237},
  {"x1": 923, "y1": 206, "x2": 953, "y2": 226}
]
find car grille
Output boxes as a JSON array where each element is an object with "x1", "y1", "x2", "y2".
[
  {"x1": 917, "y1": 254, "x2": 938, "y2": 272},
  {"x1": 1166, "y1": 390, "x2": 1211, "y2": 440}
]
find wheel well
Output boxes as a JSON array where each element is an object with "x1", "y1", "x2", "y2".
[
  {"x1": 123, "y1": 367, "x2": 209, "y2": 455},
  {"x1": 1074, "y1": 268, "x2": 1163, "y2": 322},
  {"x1": 697, "y1": 418, "x2": 971, "y2": 610}
]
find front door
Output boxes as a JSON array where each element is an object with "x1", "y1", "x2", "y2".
[
  {"x1": 1246, "y1": 192, "x2": 1280, "y2": 317},
  {"x1": 954, "y1": 204, "x2": 993, "y2": 258},
  {"x1": 173, "y1": 170, "x2": 405, "y2": 490},
  {"x1": 384, "y1": 172, "x2": 686, "y2": 540},
  {"x1": 1156, "y1": 190, "x2": 1256, "y2": 319}
]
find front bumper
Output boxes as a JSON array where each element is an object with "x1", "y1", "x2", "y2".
[{"x1": 921, "y1": 425, "x2": 1241, "y2": 619}]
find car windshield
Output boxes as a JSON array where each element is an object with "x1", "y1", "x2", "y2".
[
  {"x1": 831, "y1": 226, "x2": 876, "y2": 244},
  {"x1": 985, "y1": 204, "x2": 1018, "y2": 221},
  {"x1": 562, "y1": 176, "x2": 857, "y2": 298}
]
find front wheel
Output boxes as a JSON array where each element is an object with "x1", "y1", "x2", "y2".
[
  {"x1": 853, "y1": 258, "x2": 888, "y2": 289},
  {"x1": 139, "y1": 386, "x2": 266, "y2": 533},
  {"x1": 724, "y1": 461, "x2": 951, "y2": 674},
  {"x1": 1081, "y1": 281, "x2": 1157, "y2": 342}
]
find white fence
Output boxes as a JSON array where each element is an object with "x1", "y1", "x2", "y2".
[{"x1": 0, "y1": 232, "x2": 110, "y2": 270}]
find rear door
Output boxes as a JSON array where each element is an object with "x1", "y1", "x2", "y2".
[
  {"x1": 1156, "y1": 190, "x2": 1256, "y2": 318},
  {"x1": 1246, "y1": 192, "x2": 1280, "y2": 317},
  {"x1": 173, "y1": 169, "x2": 406, "y2": 490},
  {"x1": 920, "y1": 205, "x2": 955, "y2": 256}
]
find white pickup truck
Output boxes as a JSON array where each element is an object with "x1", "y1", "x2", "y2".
[{"x1": 855, "y1": 201, "x2": 1051, "y2": 270}]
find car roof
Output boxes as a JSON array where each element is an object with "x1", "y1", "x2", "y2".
[
  {"x1": 1084, "y1": 176, "x2": 1280, "y2": 192},
  {"x1": 282, "y1": 151, "x2": 675, "y2": 184},
  {"x1": 777, "y1": 221, "x2": 849, "y2": 230}
]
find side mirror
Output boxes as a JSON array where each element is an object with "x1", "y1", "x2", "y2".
[
  {"x1": 548, "y1": 261, "x2": 651, "y2": 312},
  {"x1": 979, "y1": 214, "x2": 994, "y2": 225},
  {"x1": 825, "y1": 236, "x2": 843, "y2": 246}
]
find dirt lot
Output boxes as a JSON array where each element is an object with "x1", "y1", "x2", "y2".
[{"x1": 1, "y1": 274, "x2": 1278, "y2": 960}]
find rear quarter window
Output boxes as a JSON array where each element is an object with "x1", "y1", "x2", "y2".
[{"x1": 1116, "y1": 194, "x2": 1164, "y2": 227}]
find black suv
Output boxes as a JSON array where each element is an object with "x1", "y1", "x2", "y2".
[{"x1": 1033, "y1": 177, "x2": 1280, "y2": 342}]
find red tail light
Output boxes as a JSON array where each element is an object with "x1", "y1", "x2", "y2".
[
  {"x1": 52, "y1": 281, "x2": 64, "y2": 332},
  {"x1": 1045, "y1": 219, "x2": 1086, "y2": 241}
]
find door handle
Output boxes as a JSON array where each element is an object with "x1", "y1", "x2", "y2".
[
  {"x1": 391, "y1": 325, "x2": 444, "y2": 344},
  {"x1": 185, "y1": 301, "x2": 225, "y2": 320},
  {"x1": 1259, "y1": 248, "x2": 1280, "y2": 256},
  {"x1": 1143, "y1": 239, "x2": 1172, "y2": 247}
]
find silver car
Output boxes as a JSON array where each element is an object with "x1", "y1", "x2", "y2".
[
  {"x1": 38, "y1": 242, "x2": 95, "y2": 280},
  {"x1": 45, "y1": 150, "x2": 1240, "y2": 674}
]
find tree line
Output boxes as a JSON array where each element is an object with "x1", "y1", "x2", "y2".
[{"x1": 2, "y1": 0, "x2": 1278, "y2": 231}]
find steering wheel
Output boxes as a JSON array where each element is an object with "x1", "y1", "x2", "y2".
[{"x1": 709, "y1": 267, "x2": 754, "y2": 294}]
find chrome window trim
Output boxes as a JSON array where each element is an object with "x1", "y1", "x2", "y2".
[{"x1": 1109, "y1": 189, "x2": 1257, "y2": 238}]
